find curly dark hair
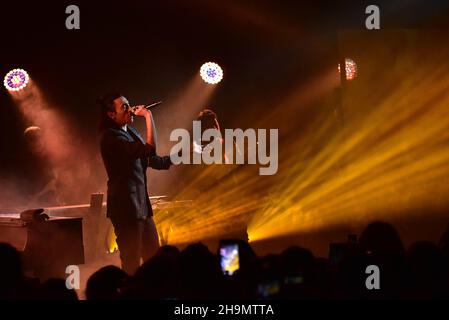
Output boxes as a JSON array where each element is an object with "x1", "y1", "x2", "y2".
[
  {"x1": 97, "y1": 91, "x2": 123, "y2": 131},
  {"x1": 197, "y1": 108, "x2": 218, "y2": 131}
]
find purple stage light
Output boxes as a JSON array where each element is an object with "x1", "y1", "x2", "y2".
[
  {"x1": 4, "y1": 68, "x2": 30, "y2": 92},
  {"x1": 200, "y1": 62, "x2": 223, "y2": 84}
]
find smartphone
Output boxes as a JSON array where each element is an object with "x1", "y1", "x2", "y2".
[{"x1": 219, "y1": 240, "x2": 240, "y2": 276}]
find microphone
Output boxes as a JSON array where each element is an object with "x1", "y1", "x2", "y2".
[
  {"x1": 145, "y1": 101, "x2": 163, "y2": 109},
  {"x1": 130, "y1": 101, "x2": 163, "y2": 114}
]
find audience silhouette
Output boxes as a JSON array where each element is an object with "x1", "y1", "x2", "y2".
[{"x1": 1, "y1": 221, "x2": 448, "y2": 300}]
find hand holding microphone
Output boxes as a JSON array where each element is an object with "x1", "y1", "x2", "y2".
[
  {"x1": 129, "y1": 101, "x2": 162, "y2": 148},
  {"x1": 131, "y1": 105, "x2": 152, "y2": 118},
  {"x1": 130, "y1": 101, "x2": 163, "y2": 116}
]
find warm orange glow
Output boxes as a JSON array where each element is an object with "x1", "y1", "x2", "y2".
[
  {"x1": 9, "y1": 80, "x2": 93, "y2": 206},
  {"x1": 248, "y1": 30, "x2": 449, "y2": 242},
  {"x1": 152, "y1": 31, "x2": 449, "y2": 248}
]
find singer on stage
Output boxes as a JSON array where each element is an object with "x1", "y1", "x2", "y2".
[{"x1": 98, "y1": 92, "x2": 172, "y2": 274}]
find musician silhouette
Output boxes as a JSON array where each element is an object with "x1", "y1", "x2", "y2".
[{"x1": 21, "y1": 126, "x2": 60, "y2": 207}]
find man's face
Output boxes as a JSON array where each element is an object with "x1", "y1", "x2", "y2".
[{"x1": 109, "y1": 96, "x2": 133, "y2": 126}]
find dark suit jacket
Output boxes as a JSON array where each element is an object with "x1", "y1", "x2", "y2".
[{"x1": 100, "y1": 124, "x2": 171, "y2": 219}]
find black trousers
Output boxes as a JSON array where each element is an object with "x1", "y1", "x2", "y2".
[{"x1": 109, "y1": 216, "x2": 160, "y2": 275}]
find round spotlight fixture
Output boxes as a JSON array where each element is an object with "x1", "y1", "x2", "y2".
[
  {"x1": 338, "y1": 58, "x2": 357, "y2": 81},
  {"x1": 4, "y1": 68, "x2": 30, "y2": 92},
  {"x1": 200, "y1": 62, "x2": 223, "y2": 84}
]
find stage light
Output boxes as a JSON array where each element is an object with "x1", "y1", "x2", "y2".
[
  {"x1": 338, "y1": 58, "x2": 357, "y2": 81},
  {"x1": 200, "y1": 62, "x2": 223, "y2": 84},
  {"x1": 4, "y1": 68, "x2": 30, "y2": 92}
]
